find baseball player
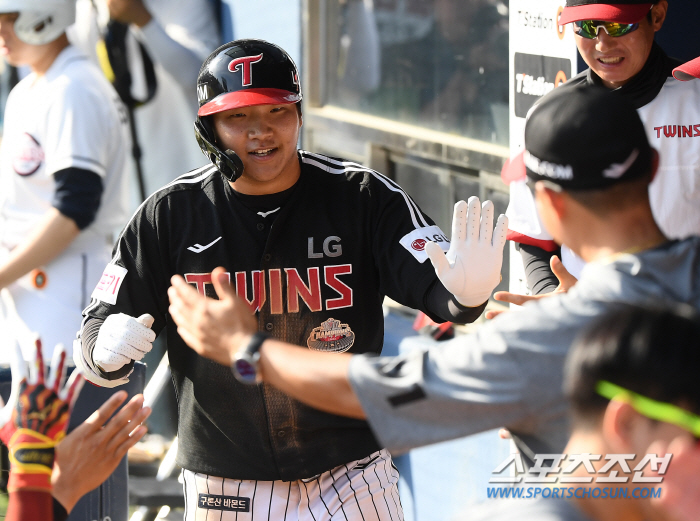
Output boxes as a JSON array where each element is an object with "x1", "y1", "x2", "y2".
[
  {"x1": 504, "y1": 0, "x2": 700, "y2": 294},
  {"x1": 168, "y1": 86, "x2": 700, "y2": 478},
  {"x1": 0, "y1": 0, "x2": 130, "y2": 359},
  {"x1": 75, "y1": 39, "x2": 508, "y2": 520}
]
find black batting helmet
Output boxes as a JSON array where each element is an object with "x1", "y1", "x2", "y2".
[{"x1": 194, "y1": 39, "x2": 302, "y2": 182}]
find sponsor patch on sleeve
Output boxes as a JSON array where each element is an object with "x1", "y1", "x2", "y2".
[
  {"x1": 91, "y1": 263, "x2": 128, "y2": 305},
  {"x1": 399, "y1": 225, "x2": 450, "y2": 263}
]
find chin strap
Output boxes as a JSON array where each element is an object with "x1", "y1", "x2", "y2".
[{"x1": 194, "y1": 119, "x2": 245, "y2": 182}]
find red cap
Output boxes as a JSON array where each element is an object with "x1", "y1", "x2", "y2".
[
  {"x1": 500, "y1": 150, "x2": 527, "y2": 185},
  {"x1": 559, "y1": 2, "x2": 653, "y2": 25},
  {"x1": 673, "y1": 57, "x2": 700, "y2": 82},
  {"x1": 197, "y1": 88, "x2": 301, "y2": 117}
]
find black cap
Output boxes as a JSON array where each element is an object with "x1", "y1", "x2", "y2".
[{"x1": 524, "y1": 85, "x2": 653, "y2": 190}]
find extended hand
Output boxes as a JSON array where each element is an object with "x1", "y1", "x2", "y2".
[
  {"x1": 168, "y1": 267, "x2": 257, "y2": 366},
  {"x1": 426, "y1": 197, "x2": 508, "y2": 307},
  {"x1": 0, "y1": 340, "x2": 83, "y2": 493},
  {"x1": 52, "y1": 391, "x2": 150, "y2": 513},
  {"x1": 485, "y1": 255, "x2": 577, "y2": 319}
]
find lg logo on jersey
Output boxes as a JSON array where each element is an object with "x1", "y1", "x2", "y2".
[{"x1": 308, "y1": 236, "x2": 341, "y2": 258}]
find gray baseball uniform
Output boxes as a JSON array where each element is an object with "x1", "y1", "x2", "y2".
[{"x1": 348, "y1": 238, "x2": 700, "y2": 455}]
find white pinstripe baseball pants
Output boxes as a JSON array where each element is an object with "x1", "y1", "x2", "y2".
[{"x1": 181, "y1": 448, "x2": 404, "y2": 520}]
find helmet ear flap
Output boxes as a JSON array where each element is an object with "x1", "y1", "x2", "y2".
[{"x1": 194, "y1": 117, "x2": 244, "y2": 182}]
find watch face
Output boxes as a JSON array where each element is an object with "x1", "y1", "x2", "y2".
[{"x1": 234, "y1": 358, "x2": 257, "y2": 384}]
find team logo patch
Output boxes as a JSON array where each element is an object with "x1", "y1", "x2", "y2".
[
  {"x1": 307, "y1": 318, "x2": 355, "y2": 353},
  {"x1": 91, "y1": 264, "x2": 128, "y2": 305},
  {"x1": 197, "y1": 494, "x2": 250, "y2": 512},
  {"x1": 13, "y1": 133, "x2": 44, "y2": 176},
  {"x1": 399, "y1": 225, "x2": 450, "y2": 263}
]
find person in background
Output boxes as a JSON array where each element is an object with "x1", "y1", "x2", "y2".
[
  {"x1": 504, "y1": 0, "x2": 700, "y2": 297},
  {"x1": 70, "y1": 0, "x2": 221, "y2": 198},
  {"x1": 0, "y1": 0, "x2": 130, "y2": 358}
]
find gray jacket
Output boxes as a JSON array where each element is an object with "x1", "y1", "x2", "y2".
[{"x1": 349, "y1": 239, "x2": 700, "y2": 454}]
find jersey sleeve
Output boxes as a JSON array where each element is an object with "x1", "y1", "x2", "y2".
[
  {"x1": 78, "y1": 199, "x2": 171, "y2": 383},
  {"x1": 42, "y1": 80, "x2": 119, "y2": 178},
  {"x1": 83, "y1": 199, "x2": 171, "y2": 330},
  {"x1": 347, "y1": 290, "x2": 608, "y2": 455},
  {"x1": 367, "y1": 173, "x2": 450, "y2": 311}
]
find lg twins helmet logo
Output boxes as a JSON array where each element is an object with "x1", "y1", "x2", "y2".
[
  {"x1": 411, "y1": 239, "x2": 427, "y2": 251},
  {"x1": 229, "y1": 54, "x2": 264, "y2": 86}
]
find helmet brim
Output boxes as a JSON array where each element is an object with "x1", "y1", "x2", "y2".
[
  {"x1": 558, "y1": 3, "x2": 652, "y2": 25},
  {"x1": 198, "y1": 88, "x2": 302, "y2": 116}
]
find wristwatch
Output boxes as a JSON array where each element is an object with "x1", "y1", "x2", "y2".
[{"x1": 231, "y1": 332, "x2": 269, "y2": 384}]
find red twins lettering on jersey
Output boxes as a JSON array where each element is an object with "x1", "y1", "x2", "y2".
[
  {"x1": 399, "y1": 225, "x2": 450, "y2": 263},
  {"x1": 185, "y1": 264, "x2": 353, "y2": 314},
  {"x1": 13, "y1": 133, "x2": 44, "y2": 176},
  {"x1": 228, "y1": 54, "x2": 264, "y2": 86},
  {"x1": 652, "y1": 125, "x2": 700, "y2": 138}
]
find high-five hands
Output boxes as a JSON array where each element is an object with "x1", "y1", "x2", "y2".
[
  {"x1": 426, "y1": 197, "x2": 508, "y2": 307},
  {"x1": 168, "y1": 267, "x2": 257, "y2": 366}
]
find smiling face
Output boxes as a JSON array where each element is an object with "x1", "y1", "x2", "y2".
[
  {"x1": 211, "y1": 103, "x2": 302, "y2": 195},
  {"x1": 574, "y1": 2, "x2": 667, "y2": 89}
]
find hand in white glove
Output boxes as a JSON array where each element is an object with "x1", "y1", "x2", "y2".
[
  {"x1": 426, "y1": 196, "x2": 508, "y2": 307},
  {"x1": 93, "y1": 313, "x2": 155, "y2": 373}
]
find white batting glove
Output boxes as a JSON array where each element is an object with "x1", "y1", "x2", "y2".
[
  {"x1": 93, "y1": 313, "x2": 156, "y2": 373},
  {"x1": 426, "y1": 197, "x2": 508, "y2": 307}
]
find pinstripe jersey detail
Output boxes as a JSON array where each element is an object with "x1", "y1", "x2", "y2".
[
  {"x1": 383, "y1": 457, "x2": 401, "y2": 516},
  {"x1": 360, "y1": 466, "x2": 381, "y2": 520},
  {"x1": 301, "y1": 481, "x2": 318, "y2": 521},
  {"x1": 181, "y1": 449, "x2": 401, "y2": 520},
  {"x1": 328, "y1": 468, "x2": 349, "y2": 521},
  {"x1": 220, "y1": 478, "x2": 225, "y2": 521},
  {"x1": 373, "y1": 464, "x2": 394, "y2": 521},
  {"x1": 315, "y1": 476, "x2": 334, "y2": 518},
  {"x1": 267, "y1": 480, "x2": 275, "y2": 521},
  {"x1": 284, "y1": 481, "x2": 291, "y2": 521},
  {"x1": 343, "y1": 464, "x2": 366, "y2": 521}
]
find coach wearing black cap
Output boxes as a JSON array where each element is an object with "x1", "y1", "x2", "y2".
[{"x1": 504, "y1": 0, "x2": 700, "y2": 298}]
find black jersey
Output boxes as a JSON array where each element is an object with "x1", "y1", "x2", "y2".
[{"x1": 82, "y1": 151, "x2": 468, "y2": 481}]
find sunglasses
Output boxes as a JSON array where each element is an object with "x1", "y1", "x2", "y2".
[
  {"x1": 573, "y1": 20, "x2": 640, "y2": 39},
  {"x1": 596, "y1": 380, "x2": 700, "y2": 438}
]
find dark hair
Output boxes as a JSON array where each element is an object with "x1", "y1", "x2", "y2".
[
  {"x1": 565, "y1": 171, "x2": 654, "y2": 216},
  {"x1": 564, "y1": 303, "x2": 700, "y2": 424}
]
